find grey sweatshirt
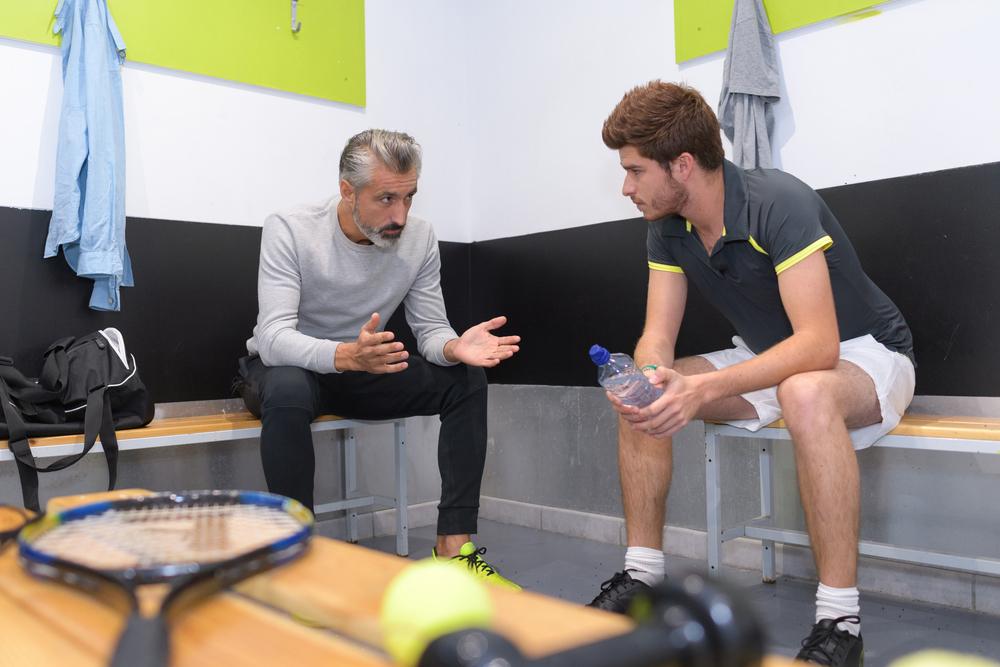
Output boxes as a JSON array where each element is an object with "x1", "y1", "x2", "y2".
[{"x1": 246, "y1": 197, "x2": 459, "y2": 373}]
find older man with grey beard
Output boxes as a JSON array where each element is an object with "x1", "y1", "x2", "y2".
[{"x1": 238, "y1": 129, "x2": 522, "y2": 589}]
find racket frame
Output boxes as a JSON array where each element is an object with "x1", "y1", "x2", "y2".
[{"x1": 18, "y1": 489, "x2": 314, "y2": 619}]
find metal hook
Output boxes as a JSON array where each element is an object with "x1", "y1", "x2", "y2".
[{"x1": 291, "y1": 0, "x2": 301, "y2": 33}]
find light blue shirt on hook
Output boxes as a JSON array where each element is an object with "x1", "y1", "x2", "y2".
[{"x1": 45, "y1": 0, "x2": 133, "y2": 311}]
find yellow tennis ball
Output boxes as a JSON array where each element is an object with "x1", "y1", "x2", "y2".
[
  {"x1": 380, "y1": 560, "x2": 493, "y2": 667},
  {"x1": 890, "y1": 650, "x2": 1000, "y2": 667}
]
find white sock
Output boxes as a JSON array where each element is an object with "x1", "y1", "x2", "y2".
[
  {"x1": 624, "y1": 546, "x2": 665, "y2": 587},
  {"x1": 816, "y1": 583, "x2": 861, "y2": 637}
]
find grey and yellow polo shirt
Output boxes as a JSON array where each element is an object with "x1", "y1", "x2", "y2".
[{"x1": 647, "y1": 160, "x2": 913, "y2": 361}]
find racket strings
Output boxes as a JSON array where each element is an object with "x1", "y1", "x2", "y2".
[{"x1": 31, "y1": 503, "x2": 303, "y2": 571}]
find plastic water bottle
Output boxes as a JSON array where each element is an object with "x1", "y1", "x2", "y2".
[{"x1": 589, "y1": 344, "x2": 663, "y2": 407}]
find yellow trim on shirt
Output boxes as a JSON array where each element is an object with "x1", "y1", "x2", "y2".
[
  {"x1": 648, "y1": 261, "x2": 684, "y2": 274},
  {"x1": 774, "y1": 235, "x2": 834, "y2": 275},
  {"x1": 748, "y1": 235, "x2": 768, "y2": 255},
  {"x1": 685, "y1": 220, "x2": 692, "y2": 232}
]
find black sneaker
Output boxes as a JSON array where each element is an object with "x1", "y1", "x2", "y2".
[
  {"x1": 586, "y1": 570, "x2": 651, "y2": 614},
  {"x1": 795, "y1": 615, "x2": 864, "y2": 666}
]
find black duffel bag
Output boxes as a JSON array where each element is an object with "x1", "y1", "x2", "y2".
[{"x1": 0, "y1": 328, "x2": 153, "y2": 511}]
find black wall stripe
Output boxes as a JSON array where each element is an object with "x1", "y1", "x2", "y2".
[
  {"x1": 0, "y1": 207, "x2": 469, "y2": 403},
  {"x1": 2, "y1": 160, "x2": 997, "y2": 400},
  {"x1": 1, "y1": 210, "x2": 263, "y2": 403},
  {"x1": 470, "y1": 217, "x2": 733, "y2": 387},
  {"x1": 473, "y1": 161, "x2": 1000, "y2": 396}
]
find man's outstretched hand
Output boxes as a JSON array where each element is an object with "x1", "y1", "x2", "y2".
[{"x1": 445, "y1": 316, "x2": 520, "y2": 368}]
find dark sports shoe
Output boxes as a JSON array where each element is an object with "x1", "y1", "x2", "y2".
[
  {"x1": 587, "y1": 570, "x2": 652, "y2": 613},
  {"x1": 796, "y1": 615, "x2": 864, "y2": 666}
]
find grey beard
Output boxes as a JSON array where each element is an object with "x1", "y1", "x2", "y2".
[{"x1": 353, "y1": 204, "x2": 399, "y2": 248}]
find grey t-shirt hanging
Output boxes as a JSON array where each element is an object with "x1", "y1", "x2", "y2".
[
  {"x1": 718, "y1": 0, "x2": 781, "y2": 169},
  {"x1": 247, "y1": 197, "x2": 458, "y2": 373}
]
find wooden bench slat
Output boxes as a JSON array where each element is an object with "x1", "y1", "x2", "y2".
[
  {"x1": 11, "y1": 411, "x2": 998, "y2": 450},
  {"x1": 0, "y1": 412, "x2": 346, "y2": 450},
  {"x1": 708, "y1": 414, "x2": 1000, "y2": 443}
]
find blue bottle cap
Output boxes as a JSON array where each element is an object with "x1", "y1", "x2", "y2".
[{"x1": 589, "y1": 344, "x2": 610, "y2": 365}]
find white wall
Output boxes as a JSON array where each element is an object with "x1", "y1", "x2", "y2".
[
  {"x1": 2, "y1": 0, "x2": 998, "y2": 243},
  {"x1": 462, "y1": 0, "x2": 1000, "y2": 240},
  {"x1": 0, "y1": 1, "x2": 477, "y2": 241}
]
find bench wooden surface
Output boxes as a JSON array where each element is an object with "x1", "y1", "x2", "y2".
[
  {"x1": 0, "y1": 412, "x2": 346, "y2": 451},
  {"x1": 711, "y1": 413, "x2": 1000, "y2": 444},
  {"x1": 13, "y1": 412, "x2": 998, "y2": 453}
]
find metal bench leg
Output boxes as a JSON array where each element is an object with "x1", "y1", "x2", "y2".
[
  {"x1": 759, "y1": 443, "x2": 776, "y2": 583},
  {"x1": 394, "y1": 420, "x2": 408, "y2": 557},
  {"x1": 706, "y1": 426, "x2": 723, "y2": 574},
  {"x1": 342, "y1": 429, "x2": 359, "y2": 543}
]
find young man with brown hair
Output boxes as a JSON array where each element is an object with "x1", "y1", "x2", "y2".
[{"x1": 589, "y1": 81, "x2": 915, "y2": 667}]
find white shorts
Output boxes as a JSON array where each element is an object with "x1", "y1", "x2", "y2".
[{"x1": 699, "y1": 334, "x2": 916, "y2": 450}]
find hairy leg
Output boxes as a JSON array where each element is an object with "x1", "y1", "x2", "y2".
[
  {"x1": 777, "y1": 361, "x2": 881, "y2": 587},
  {"x1": 618, "y1": 356, "x2": 758, "y2": 547}
]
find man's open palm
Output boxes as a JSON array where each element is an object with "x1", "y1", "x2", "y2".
[{"x1": 448, "y1": 316, "x2": 520, "y2": 367}]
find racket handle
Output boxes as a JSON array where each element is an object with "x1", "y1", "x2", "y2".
[{"x1": 110, "y1": 614, "x2": 170, "y2": 667}]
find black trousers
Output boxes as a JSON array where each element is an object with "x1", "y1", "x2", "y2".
[{"x1": 238, "y1": 354, "x2": 487, "y2": 536}]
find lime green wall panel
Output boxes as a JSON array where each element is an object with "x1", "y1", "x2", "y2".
[
  {"x1": 0, "y1": 0, "x2": 366, "y2": 106},
  {"x1": 675, "y1": 0, "x2": 885, "y2": 63}
]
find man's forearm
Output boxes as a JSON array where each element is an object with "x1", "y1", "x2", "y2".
[
  {"x1": 695, "y1": 329, "x2": 839, "y2": 404},
  {"x1": 634, "y1": 334, "x2": 675, "y2": 370},
  {"x1": 257, "y1": 325, "x2": 340, "y2": 374}
]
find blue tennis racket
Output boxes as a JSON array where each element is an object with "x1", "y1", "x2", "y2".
[{"x1": 18, "y1": 490, "x2": 313, "y2": 667}]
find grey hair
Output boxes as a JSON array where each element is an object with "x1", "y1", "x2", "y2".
[{"x1": 339, "y1": 129, "x2": 422, "y2": 189}]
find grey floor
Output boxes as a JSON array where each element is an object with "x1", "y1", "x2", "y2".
[{"x1": 361, "y1": 519, "x2": 1000, "y2": 666}]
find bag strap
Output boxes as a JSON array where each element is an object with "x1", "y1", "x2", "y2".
[
  {"x1": 99, "y1": 389, "x2": 119, "y2": 491},
  {"x1": 41, "y1": 386, "x2": 119, "y2": 484},
  {"x1": 0, "y1": 379, "x2": 119, "y2": 511},
  {"x1": 0, "y1": 377, "x2": 43, "y2": 512}
]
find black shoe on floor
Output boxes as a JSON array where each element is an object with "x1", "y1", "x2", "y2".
[
  {"x1": 795, "y1": 615, "x2": 864, "y2": 666},
  {"x1": 586, "y1": 570, "x2": 652, "y2": 614}
]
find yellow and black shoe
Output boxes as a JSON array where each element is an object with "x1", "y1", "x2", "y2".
[{"x1": 432, "y1": 541, "x2": 522, "y2": 591}]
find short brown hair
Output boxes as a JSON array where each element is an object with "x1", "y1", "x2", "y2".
[{"x1": 602, "y1": 81, "x2": 724, "y2": 171}]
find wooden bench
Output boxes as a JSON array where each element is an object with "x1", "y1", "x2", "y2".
[
  {"x1": 705, "y1": 413, "x2": 1000, "y2": 581},
  {"x1": 0, "y1": 411, "x2": 410, "y2": 556}
]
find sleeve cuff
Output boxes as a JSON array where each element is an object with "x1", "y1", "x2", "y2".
[
  {"x1": 774, "y1": 235, "x2": 833, "y2": 275},
  {"x1": 648, "y1": 261, "x2": 684, "y2": 273},
  {"x1": 319, "y1": 340, "x2": 343, "y2": 374}
]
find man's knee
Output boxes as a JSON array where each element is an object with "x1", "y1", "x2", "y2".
[
  {"x1": 259, "y1": 366, "x2": 318, "y2": 414},
  {"x1": 776, "y1": 372, "x2": 838, "y2": 427},
  {"x1": 617, "y1": 414, "x2": 671, "y2": 449},
  {"x1": 441, "y1": 363, "x2": 487, "y2": 399},
  {"x1": 465, "y1": 365, "x2": 487, "y2": 394}
]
